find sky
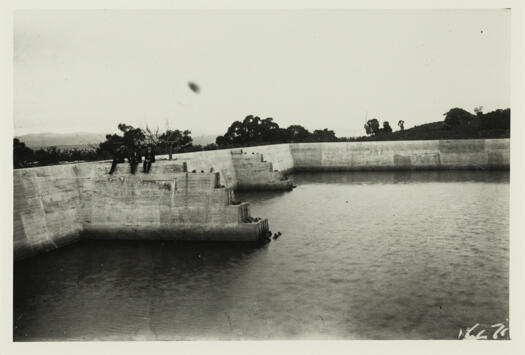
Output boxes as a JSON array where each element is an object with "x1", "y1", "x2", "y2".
[{"x1": 13, "y1": 9, "x2": 510, "y2": 138}]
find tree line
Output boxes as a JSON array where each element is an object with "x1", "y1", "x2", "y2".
[
  {"x1": 13, "y1": 107, "x2": 510, "y2": 168},
  {"x1": 214, "y1": 115, "x2": 338, "y2": 147},
  {"x1": 14, "y1": 125, "x2": 209, "y2": 169}
]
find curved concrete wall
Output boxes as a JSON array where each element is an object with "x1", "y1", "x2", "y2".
[
  {"x1": 166, "y1": 139, "x2": 508, "y2": 187},
  {"x1": 14, "y1": 139, "x2": 509, "y2": 260}
]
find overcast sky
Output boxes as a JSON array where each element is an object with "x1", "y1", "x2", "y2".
[{"x1": 14, "y1": 9, "x2": 510, "y2": 137}]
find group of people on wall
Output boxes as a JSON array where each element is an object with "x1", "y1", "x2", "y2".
[{"x1": 109, "y1": 144, "x2": 156, "y2": 175}]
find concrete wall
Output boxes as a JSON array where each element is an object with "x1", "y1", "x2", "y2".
[
  {"x1": 242, "y1": 144, "x2": 295, "y2": 174},
  {"x1": 167, "y1": 139, "x2": 508, "y2": 186},
  {"x1": 13, "y1": 160, "x2": 268, "y2": 260},
  {"x1": 165, "y1": 146, "x2": 294, "y2": 190},
  {"x1": 231, "y1": 151, "x2": 293, "y2": 190},
  {"x1": 289, "y1": 139, "x2": 509, "y2": 171},
  {"x1": 163, "y1": 149, "x2": 237, "y2": 188},
  {"x1": 13, "y1": 138, "x2": 509, "y2": 260},
  {"x1": 14, "y1": 165, "x2": 84, "y2": 260}
]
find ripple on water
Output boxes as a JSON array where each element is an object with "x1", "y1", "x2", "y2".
[{"x1": 13, "y1": 171, "x2": 509, "y2": 340}]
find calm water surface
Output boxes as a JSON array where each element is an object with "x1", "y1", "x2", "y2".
[{"x1": 13, "y1": 171, "x2": 509, "y2": 340}]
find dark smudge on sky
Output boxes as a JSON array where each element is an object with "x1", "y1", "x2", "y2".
[{"x1": 188, "y1": 82, "x2": 200, "y2": 94}]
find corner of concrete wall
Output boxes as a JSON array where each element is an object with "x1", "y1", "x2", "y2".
[{"x1": 14, "y1": 159, "x2": 270, "y2": 260}]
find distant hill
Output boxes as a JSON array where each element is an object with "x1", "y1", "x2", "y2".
[{"x1": 16, "y1": 132, "x2": 106, "y2": 149}]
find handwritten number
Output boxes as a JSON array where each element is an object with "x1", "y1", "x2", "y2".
[
  {"x1": 491, "y1": 323, "x2": 509, "y2": 339},
  {"x1": 459, "y1": 322, "x2": 509, "y2": 340}
]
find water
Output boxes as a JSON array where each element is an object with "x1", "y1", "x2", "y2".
[{"x1": 13, "y1": 171, "x2": 509, "y2": 340}]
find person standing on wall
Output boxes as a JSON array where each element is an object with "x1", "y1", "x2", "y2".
[
  {"x1": 143, "y1": 145, "x2": 156, "y2": 173},
  {"x1": 128, "y1": 144, "x2": 142, "y2": 174},
  {"x1": 109, "y1": 145, "x2": 127, "y2": 174}
]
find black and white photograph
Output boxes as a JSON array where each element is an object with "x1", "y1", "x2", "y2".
[{"x1": 3, "y1": 1, "x2": 525, "y2": 352}]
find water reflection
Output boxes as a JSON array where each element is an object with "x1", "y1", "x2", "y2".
[
  {"x1": 14, "y1": 171, "x2": 509, "y2": 340},
  {"x1": 290, "y1": 170, "x2": 509, "y2": 185},
  {"x1": 14, "y1": 240, "x2": 266, "y2": 341}
]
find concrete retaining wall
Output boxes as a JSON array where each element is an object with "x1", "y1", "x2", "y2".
[
  {"x1": 168, "y1": 139, "x2": 508, "y2": 186},
  {"x1": 164, "y1": 145, "x2": 294, "y2": 190},
  {"x1": 14, "y1": 166, "x2": 84, "y2": 260},
  {"x1": 13, "y1": 138, "x2": 509, "y2": 260},
  {"x1": 231, "y1": 151, "x2": 293, "y2": 190},
  {"x1": 289, "y1": 139, "x2": 509, "y2": 171},
  {"x1": 165, "y1": 149, "x2": 237, "y2": 188},
  {"x1": 13, "y1": 160, "x2": 268, "y2": 260},
  {"x1": 242, "y1": 144, "x2": 295, "y2": 174}
]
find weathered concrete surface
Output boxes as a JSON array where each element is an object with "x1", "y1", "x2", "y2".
[
  {"x1": 85, "y1": 221, "x2": 268, "y2": 242},
  {"x1": 289, "y1": 139, "x2": 509, "y2": 171},
  {"x1": 162, "y1": 146, "x2": 294, "y2": 190},
  {"x1": 13, "y1": 138, "x2": 509, "y2": 260},
  {"x1": 14, "y1": 165, "x2": 84, "y2": 260},
  {"x1": 165, "y1": 139, "x2": 508, "y2": 188},
  {"x1": 14, "y1": 161, "x2": 268, "y2": 260},
  {"x1": 242, "y1": 144, "x2": 295, "y2": 174},
  {"x1": 161, "y1": 149, "x2": 238, "y2": 188},
  {"x1": 231, "y1": 151, "x2": 293, "y2": 190}
]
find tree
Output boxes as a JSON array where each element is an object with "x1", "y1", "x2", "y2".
[
  {"x1": 144, "y1": 126, "x2": 161, "y2": 146},
  {"x1": 398, "y1": 120, "x2": 405, "y2": 131},
  {"x1": 13, "y1": 139, "x2": 35, "y2": 168},
  {"x1": 34, "y1": 146, "x2": 61, "y2": 165},
  {"x1": 364, "y1": 123, "x2": 372, "y2": 135},
  {"x1": 383, "y1": 121, "x2": 392, "y2": 133},
  {"x1": 215, "y1": 135, "x2": 229, "y2": 146},
  {"x1": 159, "y1": 129, "x2": 193, "y2": 159},
  {"x1": 97, "y1": 123, "x2": 146, "y2": 159},
  {"x1": 216, "y1": 115, "x2": 282, "y2": 146},
  {"x1": 364, "y1": 119, "x2": 380, "y2": 136},
  {"x1": 98, "y1": 133, "x2": 124, "y2": 157},
  {"x1": 480, "y1": 108, "x2": 510, "y2": 130},
  {"x1": 443, "y1": 108, "x2": 476, "y2": 129},
  {"x1": 259, "y1": 117, "x2": 280, "y2": 142},
  {"x1": 311, "y1": 129, "x2": 338, "y2": 142},
  {"x1": 117, "y1": 123, "x2": 145, "y2": 148},
  {"x1": 286, "y1": 125, "x2": 311, "y2": 142},
  {"x1": 219, "y1": 120, "x2": 246, "y2": 146},
  {"x1": 474, "y1": 106, "x2": 484, "y2": 117},
  {"x1": 216, "y1": 115, "x2": 340, "y2": 146},
  {"x1": 240, "y1": 115, "x2": 264, "y2": 142}
]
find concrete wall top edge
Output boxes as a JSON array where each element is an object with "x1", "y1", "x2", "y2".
[
  {"x1": 289, "y1": 138, "x2": 508, "y2": 148},
  {"x1": 14, "y1": 139, "x2": 509, "y2": 174}
]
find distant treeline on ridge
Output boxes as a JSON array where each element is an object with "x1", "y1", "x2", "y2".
[{"x1": 13, "y1": 107, "x2": 510, "y2": 169}]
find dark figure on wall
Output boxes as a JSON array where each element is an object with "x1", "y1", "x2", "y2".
[
  {"x1": 143, "y1": 145, "x2": 156, "y2": 173},
  {"x1": 128, "y1": 146, "x2": 142, "y2": 174},
  {"x1": 109, "y1": 145, "x2": 127, "y2": 174}
]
